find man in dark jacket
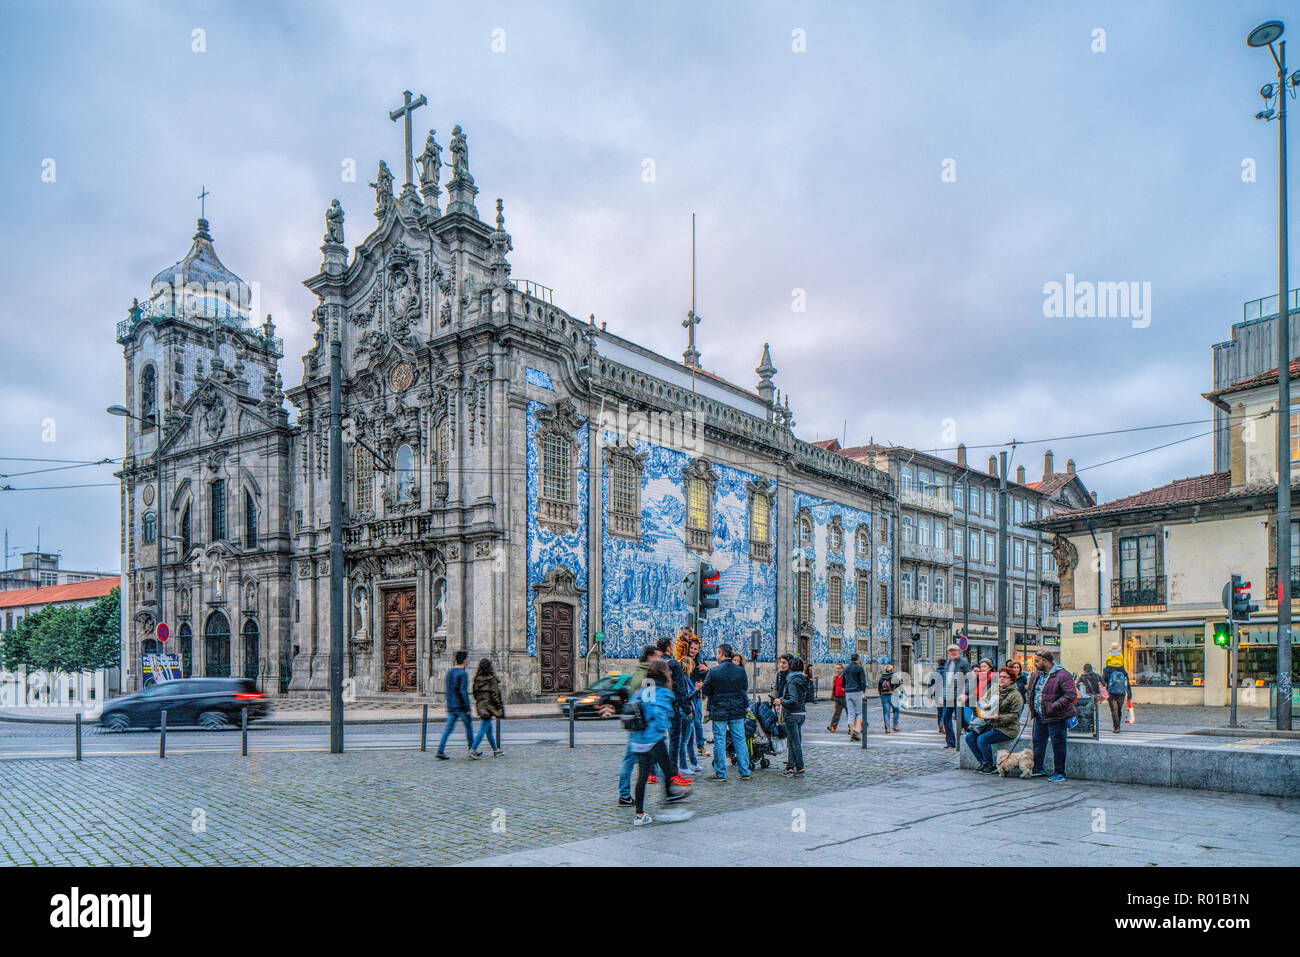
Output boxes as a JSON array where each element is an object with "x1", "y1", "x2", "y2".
[
  {"x1": 936, "y1": 644, "x2": 972, "y2": 749},
  {"x1": 1026, "y1": 651, "x2": 1077, "y2": 781},
  {"x1": 702, "y1": 643, "x2": 750, "y2": 780},
  {"x1": 436, "y1": 650, "x2": 476, "y2": 760},
  {"x1": 841, "y1": 653, "x2": 868, "y2": 741}
]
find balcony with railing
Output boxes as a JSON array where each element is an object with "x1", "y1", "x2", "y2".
[
  {"x1": 1265, "y1": 567, "x2": 1300, "y2": 596},
  {"x1": 900, "y1": 486, "x2": 954, "y2": 515},
  {"x1": 343, "y1": 514, "x2": 434, "y2": 548},
  {"x1": 1110, "y1": 575, "x2": 1166, "y2": 609},
  {"x1": 901, "y1": 597, "x2": 954, "y2": 620},
  {"x1": 900, "y1": 540, "x2": 955, "y2": 565}
]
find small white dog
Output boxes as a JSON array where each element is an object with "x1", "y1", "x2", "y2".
[{"x1": 995, "y1": 748, "x2": 1035, "y2": 779}]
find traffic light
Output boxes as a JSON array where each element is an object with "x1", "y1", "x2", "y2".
[
  {"x1": 699, "y1": 561, "x2": 721, "y2": 618},
  {"x1": 1213, "y1": 620, "x2": 1231, "y2": 648},
  {"x1": 1232, "y1": 575, "x2": 1259, "y2": 621},
  {"x1": 682, "y1": 570, "x2": 699, "y2": 617}
]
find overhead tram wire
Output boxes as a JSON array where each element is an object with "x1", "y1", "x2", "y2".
[{"x1": 0, "y1": 459, "x2": 117, "y2": 479}]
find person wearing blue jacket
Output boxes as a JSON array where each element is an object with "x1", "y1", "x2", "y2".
[
  {"x1": 436, "y1": 650, "x2": 476, "y2": 760},
  {"x1": 631, "y1": 659, "x2": 688, "y2": 825}
]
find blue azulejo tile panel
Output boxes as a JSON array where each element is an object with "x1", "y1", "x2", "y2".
[
  {"x1": 525, "y1": 400, "x2": 588, "y2": 658},
  {"x1": 792, "y1": 492, "x2": 890, "y2": 665},
  {"x1": 525, "y1": 367, "x2": 554, "y2": 390},
  {"x1": 599, "y1": 443, "x2": 777, "y2": 662}
]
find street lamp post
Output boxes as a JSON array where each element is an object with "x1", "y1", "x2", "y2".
[{"x1": 1248, "y1": 19, "x2": 1296, "y2": 729}]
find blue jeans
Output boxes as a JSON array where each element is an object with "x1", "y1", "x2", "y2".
[
  {"x1": 619, "y1": 741, "x2": 637, "y2": 800},
  {"x1": 667, "y1": 711, "x2": 682, "y2": 776},
  {"x1": 712, "y1": 717, "x2": 749, "y2": 778},
  {"x1": 437, "y1": 710, "x2": 473, "y2": 754},
  {"x1": 938, "y1": 705, "x2": 959, "y2": 747},
  {"x1": 679, "y1": 709, "x2": 697, "y2": 768},
  {"x1": 964, "y1": 727, "x2": 1011, "y2": 766},
  {"x1": 471, "y1": 716, "x2": 498, "y2": 751},
  {"x1": 784, "y1": 715, "x2": 805, "y2": 771},
  {"x1": 880, "y1": 694, "x2": 899, "y2": 728},
  {"x1": 693, "y1": 696, "x2": 705, "y2": 753},
  {"x1": 1032, "y1": 717, "x2": 1067, "y2": 776}
]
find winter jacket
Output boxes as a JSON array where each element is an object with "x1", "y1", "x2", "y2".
[
  {"x1": 982, "y1": 682, "x2": 1024, "y2": 738},
  {"x1": 833, "y1": 674, "x2": 845, "y2": 699},
  {"x1": 841, "y1": 661, "x2": 867, "y2": 693},
  {"x1": 628, "y1": 682, "x2": 675, "y2": 753},
  {"x1": 775, "y1": 669, "x2": 788, "y2": 701},
  {"x1": 444, "y1": 667, "x2": 470, "y2": 713},
  {"x1": 1101, "y1": 665, "x2": 1131, "y2": 701},
  {"x1": 702, "y1": 660, "x2": 749, "y2": 721},
  {"x1": 1028, "y1": 665, "x2": 1078, "y2": 723},
  {"x1": 471, "y1": 672, "x2": 505, "y2": 718},
  {"x1": 666, "y1": 656, "x2": 696, "y2": 717},
  {"x1": 781, "y1": 671, "x2": 811, "y2": 717},
  {"x1": 625, "y1": 660, "x2": 651, "y2": 698},
  {"x1": 878, "y1": 672, "x2": 899, "y2": 696}
]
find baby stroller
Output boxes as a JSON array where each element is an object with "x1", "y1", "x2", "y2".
[{"x1": 727, "y1": 696, "x2": 779, "y2": 769}]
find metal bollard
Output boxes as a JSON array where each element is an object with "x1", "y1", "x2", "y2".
[
  {"x1": 861, "y1": 715, "x2": 868, "y2": 750},
  {"x1": 420, "y1": 704, "x2": 428, "y2": 752},
  {"x1": 568, "y1": 700, "x2": 575, "y2": 748},
  {"x1": 159, "y1": 709, "x2": 167, "y2": 759},
  {"x1": 75, "y1": 712, "x2": 82, "y2": 762},
  {"x1": 241, "y1": 707, "x2": 248, "y2": 756}
]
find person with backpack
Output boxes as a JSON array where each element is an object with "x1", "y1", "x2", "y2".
[
  {"x1": 779, "y1": 656, "x2": 811, "y2": 776},
  {"x1": 1102, "y1": 643, "x2": 1131, "y2": 733},
  {"x1": 827, "y1": 663, "x2": 846, "y2": 732},
  {"x1": 878, "y1": 663, "x2": 901, "y2": 733},
  {"x1": 841, "y1": 652, "x2": 868, "y2": 741},
  {"x1": 628, "y1": 659, "x2": 689, "y2": 826},
  {"x1": 436, "y1": 650, "x2": 476, "y2": 760},
  {"x1": 617, "y1": 645, "x2": 661, "y2": 806},
  {"x1": 469, "y1": 658, "x2": 505, "y2": 757}
]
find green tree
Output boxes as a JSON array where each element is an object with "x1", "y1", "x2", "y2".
[
  {"x1": 76, "y1": 588, "x2": 122, "y2": 672},
  {"x1": 2, "y1": 606, "x2": 55, "y2": 704},
  {"x1": 29, "y1": 604, "x2": 85, "y2": 697}
]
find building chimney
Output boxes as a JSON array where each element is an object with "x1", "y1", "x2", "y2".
[
  {"x1": 1043, "y1": 449, "x2": 1054, "y2": 480},
  {"x1": 1066, "y1": 458, "x2": 1076, "y2": 475},
  {"x1": 957, "y1": 443, "x2": 967, "y2": 467},
  {"x1": 1016, "y1": 464, "x2": 1026, "y2": 484},
  {"x1": 988, "y1": 455, "x2": 998, "y2": 476},
  {"x1": 1090, "y1": 490, "x2": 1097, "y2": 504}
]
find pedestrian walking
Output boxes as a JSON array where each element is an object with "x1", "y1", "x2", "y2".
[
  {"x1": 964, "y1": 665, "x2": 1024, "y2": 773},
  {"x1": 878, "y1": 663, "x2": 901, "y2": 732},
  {"x1": 617, "y1": 645, "x2": 661, "y2": 806},
  {"x1": 1026, "y1": 651, "x2": 1077, "y2": 782},
  {"x1": 469, "y1": 658, "x2": 505, "y2": 757},
  {"x1": 779, "y1": 657, "x2": 811, "y2": 776},
  {"x1": 436, "y1": 650, "x2": 475, "y2": 760},
  {"x1": 701, "y1": 642, "x2": 750, "y2": 780},
  {"x1": 630, "y1": 659, "x2": 688, "y2": 826},
  {"x1": 827, "y1": 663, "x2": 846, "y2": 732},
  {"x1": 653, "y1": 636, "x2": 694, "y2": 787},
  {"x1": 1077, "y1": 663, "x2": 1101, "y2": 697},
  {"x1": 841, "y1": 652, "x2": 867, "y2": 741},
  {"x1": 936, "y1": 645, "x2": 972, "y2": 749},
  {"x1": 1101, "y1": 643, "x2": 1131, "y2": 733}
]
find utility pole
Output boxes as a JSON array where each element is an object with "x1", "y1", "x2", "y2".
[
  {"x1": 997, "y1": 451, "x2": 1009, "y2": 665},
  {"x1": 329, "y1": 324, "x2": 345, "y2": 753}
]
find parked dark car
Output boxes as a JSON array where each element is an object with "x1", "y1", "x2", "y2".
[
  {"x1": 557, "y1": 673, "x2": 631, "y2": 719},
  {"x1": 100, "y1": 678, "x2": 272, "y2": 731}
]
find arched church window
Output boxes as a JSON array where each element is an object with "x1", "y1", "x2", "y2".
[
  {"x1": 244, "y1": 489, "x2": 257, "y2": 548},
  {"x1": 140, "y1": 365, "x2": 157, "y2": 430},
  {"x1": 142, "y1": 511, "x2": 156, "y2": 544},
  {"x1": 433, "y1": 419, "x2": 450, "y2": 485},
  {"x1": 542, "y1": 433, "x2": 571, "y2": 502},
  {"x1": 180, "y1": 504, "x2": 192, "y2": 555},
  {"x1": 395, "y1": 444, "x2": 416, "y2": 503},
  {"x1": 354, "y1": 444, "x2": 374, "y2": 513},
  {"x1": 210, "y1": 479, "x2": 226, "y2": 541}
]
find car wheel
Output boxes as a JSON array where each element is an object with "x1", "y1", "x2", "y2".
[
  {"x1": 101, "y1": 713, "x2": 130, "y2": 732},
  {"x1": 198, "y1": 711, "x2": 229, "y2": 731}
]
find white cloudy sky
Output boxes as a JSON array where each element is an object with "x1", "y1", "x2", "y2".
[{"x1": 0, "y1": 0, "x2": 1293, "y2": 573}]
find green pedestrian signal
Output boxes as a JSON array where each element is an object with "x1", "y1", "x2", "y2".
[{"x1": 1213, "y1": 621, "x2": 1231, "y2": 648}]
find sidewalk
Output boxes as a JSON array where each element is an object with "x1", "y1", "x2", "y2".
[{"x1": 0, "y1": 700, "x2": 561, "y2": 726}]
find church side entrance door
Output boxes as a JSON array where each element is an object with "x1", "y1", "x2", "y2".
[
  {"x1": 538, "y1": 602, "x2": 574, "y2": 694},
  {"x1": 383, "y1": 587, "x2": 418, "y2": 693}
]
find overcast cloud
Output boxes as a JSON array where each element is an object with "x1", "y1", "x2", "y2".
[{"x1": 0, "y1": 0, "x2": 1292, "y2": 573}]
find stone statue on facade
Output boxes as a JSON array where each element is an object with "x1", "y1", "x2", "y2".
[
  {"x1": 447, "y1": 125, "x2": 474, "y2": 186},
  {"x1": 416, "y1": 130, "x2": 442, "y2": 195},
  {"x1": 325, "y1": 199, "x2": 345, "y2": 244},
  {"x1": 370, "y1": 161, "x2": 395, "y2": 212}
]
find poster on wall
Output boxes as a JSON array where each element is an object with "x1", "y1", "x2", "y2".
[{"x1": 142, "y1": 653, "x2": 182, "y2": 685}]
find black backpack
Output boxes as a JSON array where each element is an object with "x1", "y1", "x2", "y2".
[{"x1": 620, "y1": 697, "x2": 647, "y2": 732}]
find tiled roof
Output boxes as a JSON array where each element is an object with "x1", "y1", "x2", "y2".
[
  {"x1": 1204, "y1": 358, "x2": 1300, "y2": 404},
  {"x1": 0, "y1": 577, "x2": 120, "y2": 610},
  {"x1": 811, "y1": 438, "x2": 842, "y2": 451},
  {"x1": 1036, "y1": 472, "x2": 1233, "y2": 523}
]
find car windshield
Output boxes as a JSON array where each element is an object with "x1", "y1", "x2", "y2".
[{"x1": 587, "y1": 674, "x2": 628, "y2": 691}]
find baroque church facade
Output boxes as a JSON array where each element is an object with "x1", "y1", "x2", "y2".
[{"x1": 116, "y1": 112, "x2": 898, "y2": 702}]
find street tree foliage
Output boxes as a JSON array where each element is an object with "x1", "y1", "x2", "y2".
[{"x1": 1, "y1": 588, "x2": 121, "y2": 679}]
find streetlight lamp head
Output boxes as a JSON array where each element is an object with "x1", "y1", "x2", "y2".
[
  {"x1": 1262, "y1": 83, "x2": 1277, "y2": 99},
  {"x1": 1257, "y1": 108, "x2": 1277, "y2": 120},
  {"x1": 1248, "y1": 20, "x2": 1284, "y2": 48},
  {"x1": 106, "y1": 404, "x2": 130, "y2": 417},
  {"x1": 1292, "y1": 70, "x2": 1300, "y2": 87}
]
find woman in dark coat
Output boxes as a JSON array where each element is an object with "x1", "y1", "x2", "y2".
[{"x1": 470, "y1": 658, "x2": 505, "y2": 756}]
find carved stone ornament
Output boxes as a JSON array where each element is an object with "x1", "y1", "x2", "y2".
[
  {"x1": 386, "y1": 247, "x2": 421, "y2": 330},
  {"x1": 200, "y1": 391, "x2": 227, "y2": 440},
  {"x1": 1051, "y1": 535, "x2": 1078, "y2": 573},
  {"x1": 351, "y1": 288, "x2": 380, "y2": 328},
  {"x1": 532, "y1": 565, "x2": 585, "y2": 601},
  {"x1": 390, "y1": 361, "x2": 415, "y2": 393}
]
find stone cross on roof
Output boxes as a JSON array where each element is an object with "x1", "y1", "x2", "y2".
[{"x1": 388, "y1": 90, "x2": 428, "y2": 188}]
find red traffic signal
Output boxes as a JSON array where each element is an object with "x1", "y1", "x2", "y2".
[{"x1": 699, "y1": 561, "x2": 721, "y2": 617}]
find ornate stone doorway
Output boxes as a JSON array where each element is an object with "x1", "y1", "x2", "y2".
[
  {"x1": 383, "y1": 587, "x2": 418, "y2": 692},
  {"x1": 538, "y1": 601, "x2": 575, "y2": 694}
]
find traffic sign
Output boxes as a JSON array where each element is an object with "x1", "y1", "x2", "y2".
[
  {"x1": 956, "y1": 634, "x2": 969, "y2": 652},
  {"x1": 156, "y1": 621, "x2": 169, "y2": 643}
]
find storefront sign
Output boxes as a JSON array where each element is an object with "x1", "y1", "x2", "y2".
[{"x1": 1072, "y1": 620, "x2": 1089, "y2": 634}]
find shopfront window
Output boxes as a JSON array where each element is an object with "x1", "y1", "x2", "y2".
[
  {"x1": 1232, "y1": 625, "x2": 1300, "y2": 688},
  {"x1": 1127, "y1": 628, "x2": 1203, "y2": 687}
]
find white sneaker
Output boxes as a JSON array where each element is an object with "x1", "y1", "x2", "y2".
[{"x1": 634, "y1": 813, "x2": 653, "y2": 826}]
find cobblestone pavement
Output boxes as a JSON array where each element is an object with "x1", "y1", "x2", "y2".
[{"x1": 0, "y1": 742, "x2": 953, "y2": 866}]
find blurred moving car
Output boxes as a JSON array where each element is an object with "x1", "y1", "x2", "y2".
[
  {"x1": 557, "y1": 673, "x2": 631, "y2": 719},
  {"x1": 100, "y1": 678, "x2": 272, "y2": 731}
]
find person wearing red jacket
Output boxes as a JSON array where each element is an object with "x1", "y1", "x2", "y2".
[{"x1": 827, "y1": 663, "x2": 846, "y2": 732}]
